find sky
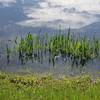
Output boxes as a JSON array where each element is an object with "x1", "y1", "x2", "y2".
[{"x1": 0, "y1": 0, "x2": 100, "y2": 29}]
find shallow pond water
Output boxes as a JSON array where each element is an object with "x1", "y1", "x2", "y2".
[{"x1": 0, "y1": 55, "x2": 100, "y2": 77}]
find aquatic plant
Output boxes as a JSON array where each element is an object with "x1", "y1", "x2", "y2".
[{"x1": 0, "y1": 29, "x2": 100, "y2": 71}]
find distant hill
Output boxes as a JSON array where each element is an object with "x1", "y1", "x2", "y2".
[
  {"x1": 78, "y1": 22, "x2": 100, "y2": 38},
  {"x1": 0, "y1": 22, "x2": 100, "y2": 39}
]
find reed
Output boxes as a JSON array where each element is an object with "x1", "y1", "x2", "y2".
[{"x1": 0, "y1": 29, "x2": 100, "y2": 70}]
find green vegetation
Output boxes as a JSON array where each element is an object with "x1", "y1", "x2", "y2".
[
  {"x1": 0, "y1": 72, "x2": 100, "y2": 100},
  {"x1": 3, "y1": 29, "x2": 99, "y2": 69},
  {"x1": 0, "y1": 28, "x2": 100, "y2": 99},
  {"x1": 0, "y1": 29, "x2": 100, "y2": 73}
]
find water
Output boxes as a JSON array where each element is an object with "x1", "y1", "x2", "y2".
[
  {"x1": 0, "y1": 52, "x2": 100, "y2": 77},
  {"x1": 0, "y1": 37, "x2": 100, "y2": 76}
]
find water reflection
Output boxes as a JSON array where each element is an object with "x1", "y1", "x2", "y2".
[{"x1": 0, "y1": 52, "x2": 100, "y2": 76}]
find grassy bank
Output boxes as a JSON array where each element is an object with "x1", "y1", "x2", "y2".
[{"x1": 0, "y1": 72, "x2": 100, "y2": 100}]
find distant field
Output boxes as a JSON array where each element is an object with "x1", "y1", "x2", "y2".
[{"x1": 0, "y1": 72, "x2": 100, "y2": 100}]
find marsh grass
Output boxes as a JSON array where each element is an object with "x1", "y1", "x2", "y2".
[
  {"x1": 0, "y1": 29, "x2": 99, "y2": 72},
  {"x1": 0, "y1": 72, "x2": 100, "y2": 100}
]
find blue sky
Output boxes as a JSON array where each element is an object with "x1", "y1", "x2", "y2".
[{"x1": 0, "y1": 0, "x2": 100, "y2": 29}]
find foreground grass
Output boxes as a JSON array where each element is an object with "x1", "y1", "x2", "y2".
[{"x1": 0, "y1": 72, "x2": 100, "y2": 100}]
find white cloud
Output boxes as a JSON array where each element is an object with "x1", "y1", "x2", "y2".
[
  {"x1": 17, "y1": 0, "x2": 100, "y2": 29},
  {"x1": 44, "y1": 0, "x2": 100, "y2": 13},
  {"x1": 0, "y1": 0, "x2": 16, "y2": 7}
]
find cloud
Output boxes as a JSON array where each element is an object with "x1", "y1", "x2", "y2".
[
  {"x1": 17, "y1": 0, "x2": 100, "y2": 29},
  {"x1": 0, "y1": 0, "x2": 16, "y2": 7}
]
